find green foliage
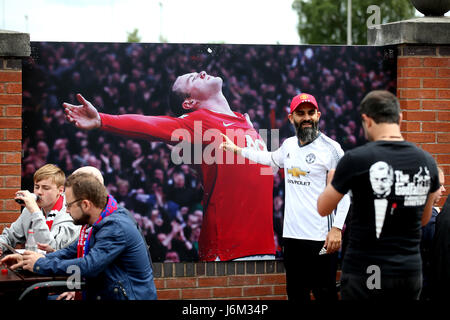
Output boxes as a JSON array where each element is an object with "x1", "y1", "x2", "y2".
[
  {"x1": 158, "y1": 34, "x2": 168, "y2": 43},
  {"x1": 127, "y1": 28, "x2": 142, "y2": 43},
  {"x1": 292, "y1": 0, "x2": 416, "y2": 44}
]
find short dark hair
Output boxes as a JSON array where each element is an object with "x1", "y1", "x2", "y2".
[
  {"x1": 168, "y1": 85, "x2": 190, "y2": 117},
  {"x1": 65, "y1": 172, "x2": 108, "y2": 209},
  {"x1": 359, "y1": 90, "x2": 401, "y2": 124}
]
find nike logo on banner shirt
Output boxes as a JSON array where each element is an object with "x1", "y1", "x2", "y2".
[{"x1": 223, "y1": 122, "x2": 234, "y2": 127}]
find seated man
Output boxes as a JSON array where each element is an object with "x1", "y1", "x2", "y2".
[
  {"x1": 73, "y1": 165, "x2": 105, "y2": 184},
  {"x1": 2, "y1": 172, "x2": 157, "y2": 300},
  {"x1": 0, "y1": 164, "x2": 79, "y2": 255}
]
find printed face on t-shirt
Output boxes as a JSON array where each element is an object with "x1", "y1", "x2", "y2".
[{"x1": 369, "y1": 161, "x2": 394, "y2": 198}]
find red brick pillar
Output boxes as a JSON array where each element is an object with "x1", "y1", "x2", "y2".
[
  {"x1": 398, "y1": 46, "x2": 450, "y2": 206},
  {"x1": 369, "y1": 18, "x2": 450, "y2": 206},
  {"x1": 0, "y1": 30, "x2": 30, "y2": 232}
]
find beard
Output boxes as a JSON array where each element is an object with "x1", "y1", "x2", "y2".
[
  {"x1": 72, "y1": 208, "x2": 91, "y2": 226},
  {"x1": 294, "y1": 119, "x2": 319, "y2": 144}
]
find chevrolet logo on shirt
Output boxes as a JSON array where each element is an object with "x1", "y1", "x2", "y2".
[{"x1": 287, "y1": 167, "x2": 309, "y2": 177}]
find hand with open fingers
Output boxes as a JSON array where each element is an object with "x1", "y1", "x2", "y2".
[
  {"x1": 219, "y1": 133, "x2": 241, "y2": 155},
  {"x1": 22, "y1": 251, "x2": 45, "y2": 272},
  {"x1": 325, "y1": 227, "x2": 342, "y2": 254},
  {"x1": 62, "y1": 93, "x2": 102, "y2": 130},
  {"x1": 0, "y1": 253, "x2": 24, "y2": 270}
]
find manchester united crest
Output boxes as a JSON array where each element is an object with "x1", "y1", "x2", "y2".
[{"x1": 305, "y1": 153, "x2": 316, "y2": 164}]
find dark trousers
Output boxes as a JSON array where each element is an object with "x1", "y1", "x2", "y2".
[
  {"x1": 340, "y1": 272, "x2": 422, "y2": 300},
  {"x1": 283, "y1": 238, "x2": 338, "y2": 301}
]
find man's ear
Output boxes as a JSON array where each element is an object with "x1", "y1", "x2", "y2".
[
  {"x1": 288, "y1": 113, "x2": 294, "y2": 124},
  {"x1": 361, "y1": 114, "x2": 372, "y2": 128},
  {"x1": 80, "y1": 199, "x2": 90, "y2": 211},
  {"x1": 58, "y1": 185, "x2": 64, "y2": 196},
  {"x1": 398, "y1": 112, "x2": 403, "y2": 124},
  {"x1": 182, "y1": 98, "x2": 198, "y2": 110}
]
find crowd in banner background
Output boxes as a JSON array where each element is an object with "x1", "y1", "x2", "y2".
[{"x1": 21, "y1": 42, "x2": 396, "y2": 262}]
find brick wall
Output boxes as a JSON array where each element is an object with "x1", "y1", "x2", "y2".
[
  {"x1": 152, "y1": 261, "x2": 287, "y2": 300},
  {"x1": 397, "y1": 45, "x2": 450, "y2": 207},
  {"x1": 0, "y1": 58, "x2": 22, "y2": 234}
]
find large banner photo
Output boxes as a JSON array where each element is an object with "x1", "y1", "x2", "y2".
[{"x1": 22, "y1": 42, "x2": 397, "y2": 262}]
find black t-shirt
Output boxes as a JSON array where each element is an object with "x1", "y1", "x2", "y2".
[{"x1": 332, "y1": 140, "x2": 439, "y2": 276}]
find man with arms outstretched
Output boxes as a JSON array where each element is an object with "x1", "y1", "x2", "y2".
[{"x1": 63, "y1": 71, "x2": 275, "y2": 261}]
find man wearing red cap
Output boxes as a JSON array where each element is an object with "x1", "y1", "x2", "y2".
[{"x1": 221, "y1": 92, "x2": 350, "y2": 301}]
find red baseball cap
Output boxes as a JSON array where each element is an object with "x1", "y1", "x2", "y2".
[{"x1": 290, "y1": 93, "x2": 319, "y2": 113}]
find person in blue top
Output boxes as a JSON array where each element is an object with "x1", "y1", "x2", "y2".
[{"x1": 3, "y1": 172, "x2": 157, "y2": 300}]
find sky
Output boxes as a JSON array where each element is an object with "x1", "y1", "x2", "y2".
[
  {"x1": 1, "y1": 1, "x2": 441, "y2": 45},
  {"x1": 1, "y1": 0, "x2": 301, "y2": 44}
]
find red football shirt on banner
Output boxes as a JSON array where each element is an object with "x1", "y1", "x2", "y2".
[{"x1": 100, "y1": 109, "x2": 275, "y2": 261}]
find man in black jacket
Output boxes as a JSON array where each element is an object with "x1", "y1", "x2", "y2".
[{"x1": 431, "y1": 195, "x2": 450, "y2": 300}]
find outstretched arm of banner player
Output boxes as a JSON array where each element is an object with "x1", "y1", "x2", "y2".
[
  {"x1": 64, "y1": 93, "x2": 191, "y2": 143},
  {"x1": 63, "y1": 94, "x2": 102, "y2": 130},
  {"x1": 220, "y1": 133, "x2": 283, "y2": 168}
]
